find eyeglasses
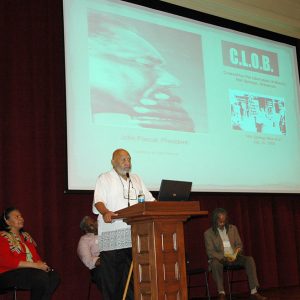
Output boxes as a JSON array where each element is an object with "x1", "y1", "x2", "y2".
[
  {"x1": 123, "y1": 185, "x2": 137, "y2": 201},
  {"x1": 118, "y1": 174, "x2": 137, "y2": 206}
]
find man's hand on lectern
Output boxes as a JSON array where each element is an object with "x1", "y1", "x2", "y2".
[{"x1": 103, "y1": 211, "x2": 118, "y2": 223}]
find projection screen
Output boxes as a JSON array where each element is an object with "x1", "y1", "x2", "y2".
[{"x1": 63, "y1": 0, "x2": 300, "y2": 193}]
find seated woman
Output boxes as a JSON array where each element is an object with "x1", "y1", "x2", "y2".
[{"x1": 0, "y1": 207, "x2": 60, "y2": 300}]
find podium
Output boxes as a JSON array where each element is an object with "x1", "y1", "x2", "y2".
[{"x1": 114, "y1": 201, "x2": 208, "y2": 300}]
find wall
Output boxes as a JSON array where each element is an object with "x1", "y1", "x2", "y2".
[{"x1": 162, "y1": 0, "x2": 300, "y2": 39}]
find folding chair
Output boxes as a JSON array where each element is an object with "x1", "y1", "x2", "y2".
[{"x1": 224, "y1": 265, "x2": 246, "y2": 300}]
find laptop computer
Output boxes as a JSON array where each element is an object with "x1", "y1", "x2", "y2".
[{"x1": 157, "y1": 179, "x2": 192, "y2": 201}]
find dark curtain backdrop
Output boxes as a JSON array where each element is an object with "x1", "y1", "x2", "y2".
[{"x1": 0, "y1": 1, "x2": 299, "y2": 299}]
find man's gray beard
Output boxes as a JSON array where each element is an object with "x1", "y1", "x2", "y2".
[{"x1": 115, "y1": 166, "x2": 131, "y2": 176}]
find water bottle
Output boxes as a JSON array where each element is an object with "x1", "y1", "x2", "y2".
[{"x1": 138, "y1": 190, "x2": 145, "y2": 203}]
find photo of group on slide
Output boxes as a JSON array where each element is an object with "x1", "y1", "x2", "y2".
[{"x1": 230, "y1": 90, "x2": 286, "y2": 135}]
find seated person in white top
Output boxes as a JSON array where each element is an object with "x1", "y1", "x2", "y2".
[
  {"x1": 93, "y1": 148, "x2": 155, "y2": 300},
  {"x1": 77, "y1": 216, "x2": 101, "y2": 292}
]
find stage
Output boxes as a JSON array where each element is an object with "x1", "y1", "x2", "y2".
[{"x1": 191, "y1": 285, "x2": 300, "y2": 299}]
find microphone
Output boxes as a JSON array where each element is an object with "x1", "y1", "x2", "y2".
[{"x1": 126, "y1": 173, "x2": 131, "y2": 207}]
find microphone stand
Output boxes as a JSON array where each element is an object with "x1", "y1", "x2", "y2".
[{"x1": 126, "y1": 173, "x2": 130, "y2": 207}]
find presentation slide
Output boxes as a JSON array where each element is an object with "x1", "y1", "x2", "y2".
[{"x1": 63, "y1": 0, "x2": 300, "y2": 193}]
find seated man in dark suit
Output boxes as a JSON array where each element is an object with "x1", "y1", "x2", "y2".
[
  {"x1": 204, "y1": 208, "x2": 267, "y2": 300},
  {"x1": 77, "y1": 216, "x2": 101, "y2": 292}
]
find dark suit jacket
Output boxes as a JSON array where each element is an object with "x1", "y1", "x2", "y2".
[{"x1": 204, "y1": 224, "x2": 243, "y2": 261}]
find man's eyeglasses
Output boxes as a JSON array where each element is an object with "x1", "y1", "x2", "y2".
[
  {"x1": 123, "y1": 185, "x2": 137, "y2": 201},
  {"x1": 118, "y1": 174, "x2": 137, "y2": 206}
]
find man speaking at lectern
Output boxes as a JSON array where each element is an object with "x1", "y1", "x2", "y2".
[{"x1": 93, "y1": 148, "x2": 155, "y2": 299}]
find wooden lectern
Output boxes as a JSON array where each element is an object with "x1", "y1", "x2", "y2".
[{"x1": 114, "y1": 201, "x2": 208, "y2": 300}]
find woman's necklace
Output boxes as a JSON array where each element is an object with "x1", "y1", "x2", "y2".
[{"x1": 9, "y1": 232, "x2": 33, "y2": 262}]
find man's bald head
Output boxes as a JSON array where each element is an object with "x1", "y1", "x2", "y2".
[{"x1": 111, "y1": 149, "x2": 131, "y2": 177}]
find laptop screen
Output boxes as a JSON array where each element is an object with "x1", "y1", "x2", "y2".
[{"x1": 157, "y1": 179, "x2": 192, "y2": 201}]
